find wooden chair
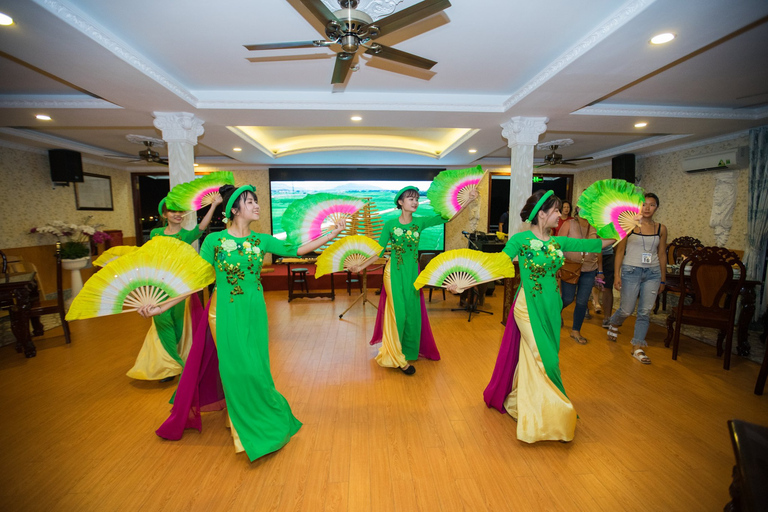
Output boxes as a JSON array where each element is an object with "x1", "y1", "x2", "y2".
[
  {"x1": 664, "y1": 246, "x2": 744, "y2": 370},
  {"x1": 418, "y1": 252, "x2": 445, "y2": 302},
  {"x1": 654, "y1": 236, "x2": 704, "y2": 313},
  {"x1": 25, "y1": 242, "x2": 71, "y2": 344}
]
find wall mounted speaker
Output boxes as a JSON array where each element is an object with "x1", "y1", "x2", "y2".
[
  {"x1": 611, "y1": 153, "x2": 635, "y2": 183},
  {"x1": 49, "y1": 149, "x2": 84, "y2": 184}
]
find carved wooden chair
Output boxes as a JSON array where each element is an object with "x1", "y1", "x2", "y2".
[
  {"x1": 664, "y1": 246, "x2": 744, "y2": 370},
  {"x1": 26, "y1": 242, "x2": 71, "y2": 344},
  {"x1": 654, "y1": 236, "x2": 704, "y2": 313},
  {"x1": 418, "y1": 252, "x2": 445, "y2": 302}
]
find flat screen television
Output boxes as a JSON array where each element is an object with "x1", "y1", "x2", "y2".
[{"x1": 269, "y1": 168, "x2": 445, "y2": 252}]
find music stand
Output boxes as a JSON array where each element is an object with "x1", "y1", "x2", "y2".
[
  {"x1": 339, "y1": 264, "x2": 383, "y2": 319},
  {"x1": 451, "y1": 231, "x2": 493, "y2": 322}
]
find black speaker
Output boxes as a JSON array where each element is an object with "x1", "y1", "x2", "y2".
[
  {"x1": 612, "y1": 153, "x2": 635, "y2": 183},
  {"x1": 49, "y1": 149, "x2": 84, "y2": 184}
]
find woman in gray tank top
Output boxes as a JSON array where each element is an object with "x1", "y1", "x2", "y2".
[{"x1": 606, "y1": 193, "x2": 667, "y2": 364}]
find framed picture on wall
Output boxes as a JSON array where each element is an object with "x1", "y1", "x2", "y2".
[{"x1": 75, "y1": 173, "x2": 113, "y2": 211}]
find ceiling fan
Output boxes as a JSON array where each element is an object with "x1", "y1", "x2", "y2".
[
  {"x1": 534, "y1": 140, "x2": 593, "y2": 168},
  {"x1": 104, "y1": 135, "x2": 168, "y2": 165},
  {"x1": 244, "y1": 0, "x2": 451, "y2": 84}
]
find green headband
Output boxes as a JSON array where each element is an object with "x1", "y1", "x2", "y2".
[
  {"x1": 158, "y1": 197, "x2": 183, "y2": 216},
  {"x1": 526, "y1": 190, "x2": 555, "y2": 223},
  {"x1": 394, "y1": 186, "x2": 420, "y2": 206},
  {"x1": 224, "y1": 185, "x2": 256, "y2": 220}
]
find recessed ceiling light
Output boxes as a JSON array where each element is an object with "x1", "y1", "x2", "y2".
[
  {"x1": 650, "y1": 33, "x2": 675, "y2": 45},
  {"x1": 468, "y1": 149, "x2": 477, "y2": 153},
  {"x1": 193, "y1": 163, "x2": 199, "y2": 167},
  {"x1": 233, "y1": 147, "x2": 242, "y2": 152},
  {"x1": 35, "y1": 114, "x2": 52, "y2": 121},
  {"x1": 0, "y1": 12, "x2": 13, "y2": 26},
  {"x1": 350, "y1": 116, "x2": 362, "y2": 121},
  {"x1": 634, "y1": 122, "x2": 648, "y2": 128}
]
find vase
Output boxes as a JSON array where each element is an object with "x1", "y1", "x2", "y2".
[{"x1": 62, "y1": 256, "x2": 90, "y2": 300}]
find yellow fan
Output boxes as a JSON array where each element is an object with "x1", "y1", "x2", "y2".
[
  {"x1": 414, "y1": 249, "x2": 515, "y2": 293},
  {"x1": 66, "y1": 237, "x2": 214, "y2": 321},
  {"x1": 92, "y1": 245, "x2": 138, "y2": 267},
  {"x1": 315, "y1": 235, "x2": 383, "y2": 278}
]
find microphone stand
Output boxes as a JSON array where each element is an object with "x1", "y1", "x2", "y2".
[{"x1": 451, "y1": 232, "x2": 493, "y2": 322}]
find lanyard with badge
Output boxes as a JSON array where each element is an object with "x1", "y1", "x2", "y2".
[{"x1": 640, "y1": 223, "x2": 656, "y2": 264}]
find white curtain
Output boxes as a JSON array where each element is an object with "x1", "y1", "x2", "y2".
[{"x1": 742, "y1": 126, "x2": 768, "y2": 320}]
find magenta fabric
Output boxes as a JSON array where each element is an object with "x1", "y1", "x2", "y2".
[
  {"x1": 368, "y1": 285, "x2": 440, "y2": 361},
  {"x1": 483, "y1": 296, "x2": 521, "y2": 413},
  {"x1": 156, "y1": 296, "x2": 226, "y2": 441}
]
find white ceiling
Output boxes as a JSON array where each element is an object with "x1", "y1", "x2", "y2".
[{"x1": 0, "y1": 0, "x2": 766, "y2": 171}]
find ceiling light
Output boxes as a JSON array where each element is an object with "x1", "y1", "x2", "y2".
[
  {"x1": 350, "y1": 116, "x2": 362, "y2": 122},
  {"x1": 35, "y1": 114, "x2": 52, "y2": 121},
  {"x1": 233, "y1": 147, "x2": 242, "y2": 152},
  {"x1": 468, "y1": 149, "x2": 477, "y2": 153},
  {"x1": 634, "y1": 122, "x2": 648, "y2": 128},
  {"x1": 193, "y1": 163, "x2": 199, "y2": 167},
  {"x1": 0, "y1": 12, "x2": 13, "y2": 26},
  {"x1": 650, "y1": 33, "x2": 675, "y2": 45}
]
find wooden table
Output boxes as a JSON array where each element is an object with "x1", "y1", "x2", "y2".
[
  {"x1": 275, "y1": 257, "x2": 335, "y2": 302},
  {"x1": 664, "y1": 267, "x2": 760, "y2": 357},
  {"x1": 0, "y1": 271, "x2": 41, "y2": 357}
]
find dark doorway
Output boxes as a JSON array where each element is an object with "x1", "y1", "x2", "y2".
[{"x1": 488, "y1": 172, "x2": 573, "y2": 233}]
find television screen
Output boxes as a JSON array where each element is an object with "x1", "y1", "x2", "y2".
[{"x1": 270, "y1": 178, "x2": 445, "y2": 252}]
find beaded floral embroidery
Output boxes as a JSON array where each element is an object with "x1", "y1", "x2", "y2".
[
  {"x1": 520, "y1": 238, "x2": 564, "y2": 297},
  {"x1": 213, "y1": 234, "x2": 264, "y2": 302},
  {"x1": 390, "y1": 224, "x2": 421, "y2": 268}
]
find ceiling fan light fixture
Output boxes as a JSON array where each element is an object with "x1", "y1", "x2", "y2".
[{"x1": 650, "y1": 32, "x2": 675, "y2": 45}]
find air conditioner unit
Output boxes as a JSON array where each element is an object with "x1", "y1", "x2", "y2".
[{"x1": 682, "y1": 147, "x2": 748, "y2": 173}]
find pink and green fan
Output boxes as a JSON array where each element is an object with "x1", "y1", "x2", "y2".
[
  {"x1": 66, "y1": 237, "x2": 214, "y2": 321},
  {"x1": 167, "y1": 171, "x2": 234, "y2": 212},
  {"x1": 315, "y1": 235, "x2": 383, "y2": 278},
  {"x1": 414, "y1": 249, "x2": 515, "y2": 293},
  {"x1": 427, "y1": 165, "x2": 485, "y2": 220},
  {"x1": 577, "y1": 179, "x2": 645, "y2": 241},
  {"x1": 281, "y1": 193, "x2": 366, "y2": 245},
  {"x1": 92, "y1": 245, "x2": 138, "y2": 267}
]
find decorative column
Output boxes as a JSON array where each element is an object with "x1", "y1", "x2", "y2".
[
  {"x1": 500, "y1": 116, "x2": 548, "y2": 235},
  {"x1": 153, "y1": 112, "x2": 205, "y2": 231}
]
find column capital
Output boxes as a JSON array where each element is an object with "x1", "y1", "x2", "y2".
[
  {"x1": 152, "y1": 112, "x2": 205, "y2": 145},
  {"x1": 500, "y1": 116, "x2": 548, "y2": 147}
]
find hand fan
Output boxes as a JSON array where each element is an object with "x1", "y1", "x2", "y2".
[
  {"x1": 414, "y1": 249, "x2": 515, "y2": 293},
  {"x1": 66, "y1": 237, "x2": 214, "y2": 321},
  {"x1": 577, "y1": 179, "x2": 645, "y2": 241},
  {"x1": 426, "y1": 165, "x2": 485, "y2": 220},
  {"x1": 92, "y1": 245, "x2": 138, "y2": 267},
  {"x1": 167, "y1": 171, "x2": 234, "y2": 212},
  {"x1": 315, "y1": 235, "x2": 383, "y2": 278},
  {"x1": 281, "y1": 193, "x2": 366, "y2": 245}
]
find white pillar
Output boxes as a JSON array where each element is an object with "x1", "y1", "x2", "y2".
[
  {"x1": 500, "y1": 116, "x2": 548, "y2": 235},
  {"x1": 153, "y1": 112, "x2": 205, "y2": 231}
]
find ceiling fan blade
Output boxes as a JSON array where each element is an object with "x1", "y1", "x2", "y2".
[
  {"x1": 244, "y1": 40, "x2": 329, "y2": 51},
  {"x1": 364, "y1": 44, "x2": 436, "y2": 70},
  {"x1": 103, "y1": 154, "x2": 139, "y2": 160},
  {"x1": 368, "y1": 0, "x2": 451, "y2": 38},
  {"x1": 534, "y1": 164, "x2": 549, "y2": 168},
  {"x1": 298, "y1": 0, "x2": 341, "y2": 27},
  {"x1": 331, "y1": 53, "x2": 353, "y2": 84},
  {"x1": 561, "y1": 157, "x2": 593, "y2": 163},
  {"x1": 558, "y1": 162, "x2": 578, "y2": 166}
]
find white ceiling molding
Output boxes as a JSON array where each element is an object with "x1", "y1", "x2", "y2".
[
  {"x1": 501, "y1": 0, "x2": 657, "y2": 112},
  {"x1": 572, "y1": 104, "x2": 768, "y2": 120},
  {"x1": 642, "y1": 130, "x2": 748, "y2": 158},
  {"x1": 0, "y1": 127, "x2": 120, "y2": 157},
  {"x1": 583, "y1": 134, "x2": 692, "y2": 160},
  {"x1": 0, "y1": 95, "x2": 122, "y2": 109},
  {"x1": 32, "y1": 0, "x2": 198, "y2": 106}
]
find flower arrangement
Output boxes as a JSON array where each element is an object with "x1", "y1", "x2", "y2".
[{"x1": 30, "y1": 217, "x2": 111, "y2": 259}]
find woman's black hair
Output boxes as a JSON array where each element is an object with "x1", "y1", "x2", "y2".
[
  {"x1": 519, "y1": 190, "x2": 562, "y2": 225},
  {"x1": 644, "y1": 192, "x2": 660, "y2": 208},
  {"x1": 219, "y1": 184, "x2": 258, "y2": 220},
  {"x1": 396, "y1": 188, "x2": 420, "y2": 210}
]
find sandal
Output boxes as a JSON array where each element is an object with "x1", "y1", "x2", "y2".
[
  {"x1": 399, "y1": 365, "x2": 416, "y2": 375},
  {"x1": 607, "y1": 325, "x2": 619, "y2": 342},
  {"x1": 632, "y1": 349, "x2": 651, "y2": 364},
  {"x1": 569, "y1": 334, "x2": 588, "y2": 345}
]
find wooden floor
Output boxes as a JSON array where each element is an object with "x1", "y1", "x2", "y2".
[{"x1": 1, "y1": 290, "x2": 766, "y2": 512}]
